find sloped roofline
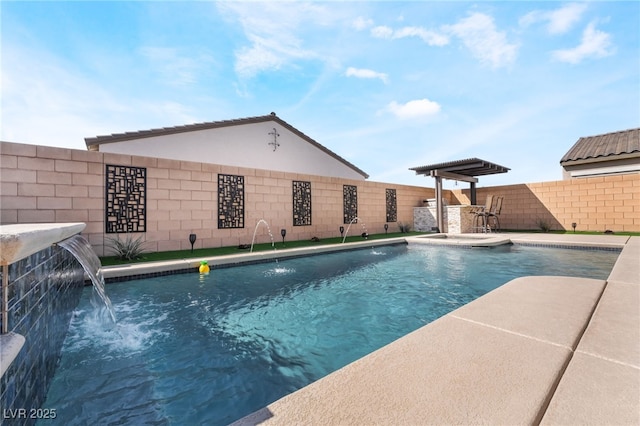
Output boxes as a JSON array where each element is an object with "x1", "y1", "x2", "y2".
[
  {"x1": 560, "y1": 127, "x2": 640, "y2": 164},
  {"x1": 85, "y1": 113, "x2": 369, "y2": 179}
]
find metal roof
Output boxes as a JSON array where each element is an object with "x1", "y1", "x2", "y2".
[
  {"x1": 85, "y1": 113, "x2": 369, "y2": 179},
  {"x1": 409, "y1": 157, "x2": 510, "y2": 177},
  {"x1": 560, "y1": 128, "x2": 640, "y2": 164}
]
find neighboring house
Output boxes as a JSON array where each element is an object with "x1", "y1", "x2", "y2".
[
  {"x1": 560, "y1": 128, "x2": 640, "y2": 179},
  {"x1": 85, "y1": 112, "x2": 369, "y2": 180}
]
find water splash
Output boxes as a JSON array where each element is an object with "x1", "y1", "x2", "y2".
[{"x1": 58, "y1": 234, "x2": 117, "y2": 326}]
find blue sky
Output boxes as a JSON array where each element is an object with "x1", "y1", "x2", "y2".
[{"x1": 2, "y1": 1, "x2": 638, "y2": 187}]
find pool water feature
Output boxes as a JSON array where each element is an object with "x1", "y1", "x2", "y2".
[
  {"x1": 40, "y1": 244, "x2": 618, "y2": 425},
  {"x1": 58, "y1": 235, "x2": 117, "y2": 325}
]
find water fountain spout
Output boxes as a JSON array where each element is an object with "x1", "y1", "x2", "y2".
[
  {"x1": 342, "y1": 217, "x2": 368, "y2": 243},
  {"x1": 250, "y1": 219, "x2": 276, "y2": 253},
  {"x1": 58, "y1": 235, "x2": 117, "y2": 325}
]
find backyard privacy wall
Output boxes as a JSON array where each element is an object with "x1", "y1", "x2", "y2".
[
  {"x1": 1, "y1": 141, "x2": 638, "y2": 256},
  {"x1": 450, "y1": 174, "x2": 640, "y2": 233},
  {"x1": 0, "y1": 142, "x2": 433, "y2": 256}
]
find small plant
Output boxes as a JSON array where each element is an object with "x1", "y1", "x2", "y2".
[
  {"x1": 106, "y1": 234, "x2": 148, "y2": 261},
  {"x1": 398, "y1": 222, "x2": 412, "y2": 233},
  {"x1": 535, "y1": 218, "x2": 552, "y2": 233}
]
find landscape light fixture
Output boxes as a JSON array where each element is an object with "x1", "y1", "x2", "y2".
[
  {"x1": 280, "y1": 229, "x2": 286, "y2": 245},
  {"x1": 339, "y1": 226, "x2": 345, "y2": 239},
  {"x1": 189, "y1": 233, "x2": 197, "y2": 253},
  {"x1": 571, "y1": 222, "x2": 577, "y2": 233},
  {"x1": 384, "y1": 223, "x2": 389, "y2": 234}
]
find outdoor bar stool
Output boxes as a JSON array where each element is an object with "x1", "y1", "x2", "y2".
[
  {"x1": 471, "y1": 195, "x2": 494, "y2": 233},
  {"x1": 487, "y1": 196, "x2": 504, "y2": 232}
]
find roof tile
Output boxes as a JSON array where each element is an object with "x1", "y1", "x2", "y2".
[{"x1": 560, "y1": 128, "x2": 640, "y2": 164}]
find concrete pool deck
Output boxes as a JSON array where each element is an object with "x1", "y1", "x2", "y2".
[{"x1": 101, "y1": 233, "x2": 638, "y2": 425}]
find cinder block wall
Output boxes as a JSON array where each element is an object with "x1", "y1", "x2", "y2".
[
  {"x1": 449, "y1": 174, "x2": 640, "y2": 232},
  {"x1": 3, "y1": 141, "x2": 637, "y2": 254},
  {"x1": 1, "y1": 142, "x2": 433, "y2": 256}
]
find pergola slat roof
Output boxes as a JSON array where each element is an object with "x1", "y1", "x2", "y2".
[{"x1": 410, "y1": 157, "x2": 510, "y2": 177}]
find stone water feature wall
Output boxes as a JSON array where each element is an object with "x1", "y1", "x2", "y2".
[{"x1": 1, "y1": 229, "x2": 85, "y2": 425}]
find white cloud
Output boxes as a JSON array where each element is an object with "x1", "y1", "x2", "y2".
[
  {"x1": 1, "y1": 43, "x2": 198, "y2": 148},
  {"x1": 140, "y1": 46, "x2": 213, "y2": 86},
  {"x1": 353, "y1": 16, "x2": 373, "y2": 31},
  {"x1": 371, "y1": 25, "x2": 449, "y2": 46},
  {"x1": 371, "y1": 25, "x2": 394, "y2": 39},
  {"x1": 552, "y1": 22, "x2": 615, "y2": 64},
  {"x1": 444, "y1": 12, "x2": 518, "y2": 69},
  {"x1": 520, "y1": 3, "x2": 587, "y2": 35},
  {"x1": 547, "y1": 3, "x2": 588, "y2": 34},
  {"x1": 345, "y1": 67, "x2": 388, "y2": 83},
  {"x1": 386, "y1": 98, "x2": 441, "y2": 119},
  {"x1": 217, "y1": 2, "x2": 327, "y2": 78}
]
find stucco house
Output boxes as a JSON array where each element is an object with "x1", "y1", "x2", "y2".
[
  {"x1": 560, "y1": 128, "x2": 640, "y2": 179},
  {"x1": 85, "y1": 112, "x2": 368, "y2": 181}
]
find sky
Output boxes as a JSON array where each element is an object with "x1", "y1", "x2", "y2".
[{"x1": 2, "y1": 1, "x2": 638, "y2": 188}]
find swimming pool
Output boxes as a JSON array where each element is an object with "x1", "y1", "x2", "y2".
[{"x1": 40, "y1": 243, "x2": 618, "y2": 425}]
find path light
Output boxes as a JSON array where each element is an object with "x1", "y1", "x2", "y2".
[
  {"x1": 384, "y1": 223, "x2": 388, "y2": 234},
  {"x1": 189, "y1": 233, "x2": 197, "y2": 253},
  {"x1": 571, "y1": 222, "x2": 577, "y2": 233},
  {"x1": 281, "y1": 229, "x2": 286, "y2": 245},
  {"x1": 339, "y1": 226, "x2": 345, "y2": 239}
]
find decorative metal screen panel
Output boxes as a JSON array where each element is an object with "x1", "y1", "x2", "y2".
[
  {"x1": 218, "y1": 174, "x2": 245, "y2": 229},
  {"x1": 292, "y1": 181, "x2": 312, "y2": 226},
  {"x1": 343, "y1": 185, "x2": 358, "y2": 224},
  {"x1": 105, "y1": 164, "x2": 146, "y2": 233},
  {"x1": 386, "y1": 188, "x2": 397, "y2": 222}
]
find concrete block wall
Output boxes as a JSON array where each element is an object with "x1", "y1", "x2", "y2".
[
  {"x1": 450, "y1": 174, "x2": 640, "y2": 232},
  {"x1": 3, "y1": 140, "x2": 637, "y2": 255},
  {"x1": 1, "y1": 142, "x2": 433, "y2": 256}
]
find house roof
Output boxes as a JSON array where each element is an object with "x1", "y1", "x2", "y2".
[
  {"x1": 85, "y1": 113, "x2": 369, "y2": 179},
  {"x1": 409, "y1": 157, "x2": 510, "y2": 177},
  {"x1": 560, "y1": 128, "x2": 640, "y2": 164}
]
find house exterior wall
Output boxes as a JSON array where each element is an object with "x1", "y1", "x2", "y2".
[
  {"x1": 95, "y1": 121, "x2": 367, "y2": 181},
  {"x1": 0, "y1": 142, "x2": 430, "y2": 256},
  {"x1": 561, "y1": 156, "x2": 640, "y2": 180},
  {"x1": 450, "y1": 173, "x2": 640, "y2": 232}
]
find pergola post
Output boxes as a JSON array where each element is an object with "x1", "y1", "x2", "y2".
[
  {"x1": 470, "y1": 182, "x2": 477, "y2": 205},
  {"x1": 435, "y1": 176, "x2": 444, "y2": 233}
]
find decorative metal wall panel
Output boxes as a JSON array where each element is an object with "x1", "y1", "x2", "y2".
[
  {"x1": 292, "y1": 181, "x2": 312, "y2": 226},
  {"x1": 386, "y1": 188, "x2": 398, "y2": 222},
  {"x1": 343, "y1": 185, "x2": 358, "y2": 224},
  {"x1": 105, "y1": 164, "x2": 146, "y2": 233},
  {"x1": 218, "y1": 174, "x2": 245, "y2": 228}
]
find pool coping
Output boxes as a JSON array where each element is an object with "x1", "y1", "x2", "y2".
[
  {"x1": 101, "y1": 237, "x2": 410, "y2": 282},
  {"x1": 230, "y1": 234, "x2": 638, "y2": 425}
]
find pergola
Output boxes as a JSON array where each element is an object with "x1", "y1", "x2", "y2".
[{"x1": 409, "y1": 158, "x2": 510, "y2": 232}]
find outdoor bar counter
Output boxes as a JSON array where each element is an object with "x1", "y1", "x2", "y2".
[{"x1": 414, "y1": 200, "x2": 475, "y2": 234}]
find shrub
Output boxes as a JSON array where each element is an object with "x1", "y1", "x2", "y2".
[
  {"x1": 398, "y1": 222, "x2": 412, "y2": 233},
  {"x1": 535, "y1": 218, "x2": 552, "y2": 233},
  {"x1": 106, "y1": 234, "x2": 148, "y2": 261}
]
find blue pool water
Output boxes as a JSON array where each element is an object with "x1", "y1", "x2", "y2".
[{"x1": 41, "y1": 243, "x2": 618, "y2": 425}]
